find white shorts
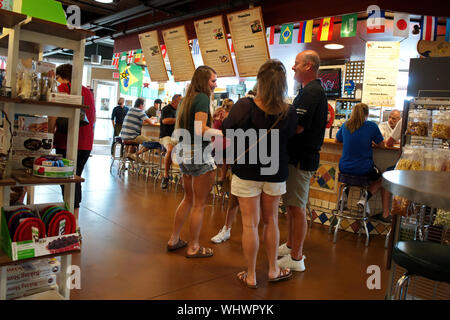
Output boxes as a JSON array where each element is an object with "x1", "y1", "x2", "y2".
[{"x1": 231, "y1": 174, "x2": 286, "y2": 198}]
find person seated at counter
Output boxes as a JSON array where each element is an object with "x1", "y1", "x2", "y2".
[
  {"x1": 146, "y1": 98, "x2": 162, "y2": 118},
  {"x1": 335, "y1": 103, "x2": 390, "y2": 217},
  {"x1": 385, "y1": 119, "x2": 402, "y2": 148},
  {"x1": 378, "y1": 109, "x2": 401, "y2": 141},
  {"x1": 160, "y1": 94, "x2": 182, "y2": 189},
  {"x1": 120, "y1": 98, "x2": 154, "y2": 161}
]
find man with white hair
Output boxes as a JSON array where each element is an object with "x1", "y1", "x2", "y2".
[{"x1": 379, "y1": 109, "x2": 401, "y2": 141}]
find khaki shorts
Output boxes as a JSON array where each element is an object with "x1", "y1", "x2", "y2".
[
  {"x1": 231, "y1": 174, "x2": 286, "y2": 198},
  {"x1": 160, "y1": 136, "x2": 177, "y2": 149},
  {"x1": 282, "y1": 164, "x2": 315, "y2": 209},
  {"x1": 133, "y1": 135, "x2": 151, "y2": 145}
]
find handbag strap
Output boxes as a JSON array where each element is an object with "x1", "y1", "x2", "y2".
[{"x1": 233, "y1": 111, "x2": 284, "y2": 164}]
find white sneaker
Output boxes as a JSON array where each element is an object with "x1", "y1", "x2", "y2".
[
  {"x1": 278, "y1": 243, "x2": 292, "y2": 257},
  {"x1": 211, "y1": 226, "x2": 231, "y2": 244},
  {"x1": 277, "y1": 254, "x2": 306, "y2": 272},
  {"x1": 357, "y1": 199, "x2": 370, "y2": 214}
]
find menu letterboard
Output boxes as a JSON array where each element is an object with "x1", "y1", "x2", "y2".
[
  {"x1": 362, "y1": 41, "x2": 400, "y2": 107},
  {"x1": 194, "y1": 15, "x2": 235, "y2": 78},
  {"x1": 138, "y1": 30, "x2": 169, "y2": 82},
  {"x1": 162, "y1": 25, "x2": 196, "y2": 82},
  {"x1": 226, "y1": 7, "x2": 270, "y2": 77}
]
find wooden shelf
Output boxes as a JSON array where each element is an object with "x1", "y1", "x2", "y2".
[
  {"x1": 0, "y1": 97, "x2": 88, "y2": 109},
  {"x1": 0, "y1": 248, "x2": 80, "y2": 267},
  {"x1": 16, "y1": 289, "x2": 64, "y2": 300},
  {"x1": 12, "y1": 170, "x2": 85, "y2": 185},
  {"x1": 0, "y1": 9, "x2": 27, "y2": 29},
  {"x1": 0, "y1": 178, "x2": 16, "y2": 186},
  {"x1": 21, "y1": 17, "x2": 95, "y2": 41}
]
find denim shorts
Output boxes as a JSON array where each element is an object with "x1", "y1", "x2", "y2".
[{"x1": 177, "y1": 144, "x2": 216, "y2": 177}]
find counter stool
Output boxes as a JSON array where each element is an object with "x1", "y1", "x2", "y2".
[
  {"x1": 329, "y1": 173, "x2": 371, "y2": 246},
  {"x1": 141, "y1": 141, "x2": 163, "y2": 182},
  {"x1": 153, "y1": 146, "x2": 167, "y2": 188},
  {"x1": 110, "y1": 136, "x2": 124, "y2": 174},
  {"x1": 392, "y1": 241, "x2": 450, "y2": 299},
  {"x1": 118, "y1": 140, "x2": 140, "y2": 177}
]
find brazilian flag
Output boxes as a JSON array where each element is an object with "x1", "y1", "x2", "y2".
[{"x1": 279, "y1": 24, "x2": 294, "y2": 44}]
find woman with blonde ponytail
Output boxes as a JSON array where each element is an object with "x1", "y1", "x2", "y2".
[{"x1": 335, "y1": 103, "x2": 387, "y2": 215}]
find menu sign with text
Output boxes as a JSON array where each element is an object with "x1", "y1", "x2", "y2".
[
  {"x1": 138, "y1": 30, "x2": 169, "y2": 82},
  {"x1": 194, "y1": 15, "x2": 235, "y2": 78},
  {"x1": 162, "y1": 25, "x2": 196, "y2": 82},
  {"x1": 226, "y1": 7, "x2": 270, "y2": 77},
  {"x1": 362, "y1": 41, "x2": 400, "y2": 107}
]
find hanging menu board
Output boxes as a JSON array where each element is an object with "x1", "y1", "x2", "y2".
[
  {"x1": 226, "y1": 7, "x2": 270, "y2": 77},
  {"x1": 138, "y1": 30, "x2": 169, "y2": 82},
  {"x1": 194, "y1": 15, "x2": 235, "y2": 78},
  {"x1": 162, "y1": 25, "x2": 196, "y2": 82},
  {"x1": 362, "y1": 41, "x2": 400, "y2": 107}
]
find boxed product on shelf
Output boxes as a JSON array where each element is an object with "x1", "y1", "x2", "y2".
[
  {"x1": 16, "y1": 115, "x2": 49, "y2": 133},
  {"x1": 0, "y1": 0, "x2": 14, "y2": 11},
  {"x1": 1, "y1": 203, "x2": 80, "y2": 261},
  {"x1": 12, "y1": 131, "x2": 53, "y2": 153},
  {"x1": 7, "y1": 274, "x2": 57, "y2": 300},
  {"x1": 11, "y1": 150, "x2": 42, "y2": 170},
  {"x1": 32, "y1": 155, "x2": 74, "y2": 178},
  {"x1": 7, "y1": 257, "x2": 60, "y2": 283},
  {"x1": 15, "y1": 285, "x2": 61, "y2": 300}
]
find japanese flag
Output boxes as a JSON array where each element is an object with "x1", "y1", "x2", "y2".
[{"x1": 393, "y1": 13, "x2": 409, "y2": 37}]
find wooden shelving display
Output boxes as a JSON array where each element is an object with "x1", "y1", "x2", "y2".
[{"x1": 0, "y1": 6, "x2": 92, "y2": 300}]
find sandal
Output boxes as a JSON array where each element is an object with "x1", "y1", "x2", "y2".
[
  {"x1": 186, "y1": 246, "x2": 213, "y2": 258},
  {"x1": 268, "y1": 267, "x2": 293, "y2": 282},
  {"x1": 237, "y1": 271, "x2": 258, "y2": 289},
  {"x1": 167, "y1": 239, "x2": 188, "y2": 252}
]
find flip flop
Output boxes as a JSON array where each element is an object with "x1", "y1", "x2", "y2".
[
  {"x1": 237, "y1": 271, "x2": 258, "y2": 289},
  {"x1": 268, "y1": 267, "x2": 293, "y2": 282},
  {"x1": 186, "y1": 246, "x2": 213, "y2": 258},
  {"x1": 167, "y1": 239, "x2": 188, "y2": 252}
]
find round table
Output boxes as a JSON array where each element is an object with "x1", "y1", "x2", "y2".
[{"x1": 382, "y1": 170, "x2": 450, "y2": 211}]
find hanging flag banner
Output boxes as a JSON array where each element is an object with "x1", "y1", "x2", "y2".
[
  {"x1": 194, "y1": 15, "x2": 236, "y2": 77},
  {"x1": 227, "y1": 7, "x2": 270, "y2": 77},
  {"x1": 393, "y1": 13, "x2": 410, "y2": 37},
  {"x1": 279, "y1": 23, "x2": 294, "y2": 44},
  {"x1": 362, "y1": 41, "x2": 400, "y2": 107},
  {"x1": 118, "y1": 59, "x2": 144, "y2": 97},
  {"x1": 341, "y1": 13, "x2": 357, "y2": 38},
  {"x1": 111, "y1": 53, "x2": 120, "y2": 69},
  {"x1": 367, "y1": 9, "x2": 385, "y2": 34},
  {"x1": 446, "y1": 18, "x2": 450, "y2": 42},
  {"x1": 138, "y1": 30, "x2": 169, "y2": 82},
  {"x1": 266, "y1": 26, "x2": 275, "y2": 45},
  {"x1": 318, "y1": 17, "x2": 334, "y2": 41},
  {"x1": 127, "y1": 50, "x2": 135, "y2": 64},
  {"x1": 420, "y1": 16, "x2": 438, "y2": 41},
  {"x1": 162, "y1": 25, "x2": 196, "y2": 82},
  {"x1": 298, "y1": 20, "x2": 314, "y2": 43}
]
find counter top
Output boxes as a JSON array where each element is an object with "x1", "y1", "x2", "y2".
[
  {"x1": 382, "y1": 170, "x2": 450, "y2": 211},
  {"x1": 323, "y1": 138, "x2": 400, "y2": 151}
]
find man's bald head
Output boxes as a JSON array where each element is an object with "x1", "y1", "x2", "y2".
[
  {"x1": 388, "y1": 109, "x2": 401, "y2": 129},
  {"x1": 298, "y1": 50, "x2": 320, "y2": 72},
  {"x1": 293, "y1": 49, "x2": 321, "y2": 85}
]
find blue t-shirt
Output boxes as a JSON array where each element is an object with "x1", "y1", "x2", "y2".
[{"x1": 336, "y1": 121, "x2": 384, "y2": 175}]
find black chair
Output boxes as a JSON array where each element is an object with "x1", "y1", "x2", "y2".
[{"x1": 392, "y1": 240, "x2": 450, "y2": 299}]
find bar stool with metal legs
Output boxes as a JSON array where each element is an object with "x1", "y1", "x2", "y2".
[
  {"x1": 392, "y1": 240, "x2": 450, "y2": 299},
  {"x1": 329, "y1": 173, "x2": 371, "y2": 246},
  {"x1": 141, "y1": 141, "x2": 163, "y2": 181},
  {"x1": 118, "y1": 140, "x2": 140, "y2": 176},
  {"x1": 153, "y1": 146, "x2": 167, "y2": 188},
  {"x1": 110, "y1": 136, "x2": 124, "y2": 174}
]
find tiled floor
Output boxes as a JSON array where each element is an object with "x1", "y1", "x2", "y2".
[{"x1": 33, "y1": 152, "x2": 391, "y2": 300}]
